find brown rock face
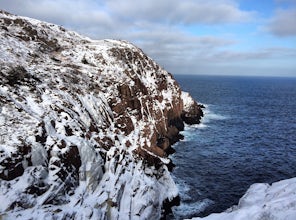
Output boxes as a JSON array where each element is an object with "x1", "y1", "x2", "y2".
[
  {"x1": 181, "y1": 101, "x2": 204, "y2": 125},
  {"x1": 109, "y1": 47, "x2": 186, "y2": 160},
  {"x1": 0, "y1": 10, "x2": 203, "y2": 219},
  {"x1": 181, "y1": 91, "x2": 204, "y2": 125}
]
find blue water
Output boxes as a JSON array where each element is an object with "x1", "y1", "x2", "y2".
[{"x1": 169, "y1": 75, "x2": 296, "y2": 219}]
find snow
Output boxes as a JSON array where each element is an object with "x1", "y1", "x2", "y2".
[
  {"x1": 181, "y1": 91, "x2": 196, "y2": 112},
  {"x1": 191, "y1": 177, "x2": 296, "y2": 220},
  {"x1": 0, "y1": 10, "x2": 184, "y2": 219},
  {"x1": 2, "y1": 9, "x2": 266, "y2": 220},
  {"x1": 8, "y1": 9, "x2": 293, "y2": 220}
]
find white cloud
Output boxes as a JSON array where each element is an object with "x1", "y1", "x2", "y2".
[
  {"x1": 161, "y1": 46, "x2": 296, "y2": 75},
  {"x1": 267, "y1": 8, "x2": 296, "y2": 37},
  {"x1": 0, "y1": 0, "x2": 120, "y2": 37},
  {"x1": 0, "y1": 0, "x2": 255, "y2": 28},
  {"x1": 0, "y1": 0, "x2": 295, "y2": 76},
  {"x1": 106, "y1": 0, "x2": 254, "y2": 25},
  {"x1": 0, "y1": 0, "x2": 249, "y2": 66}
]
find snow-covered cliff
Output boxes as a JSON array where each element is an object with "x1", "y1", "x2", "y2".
[{"x1": 0, "y1": 10, "x2": 203, "y2": 219}]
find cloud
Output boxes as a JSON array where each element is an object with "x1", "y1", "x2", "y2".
[
  {"x1": 128, "y1": 24, "x2": 296, "y2": 76},
  {"x1": 0, "y1": 0, "x2": 255, "y2": 28},
  {"x1": 266, "y1": 8, "x2": 296, "y2": 37},
  {"x1": 0, "y1": 0, "x2": 256, "y2": 42},
  {"x1": 121, "y1": 24, "x2": 236, "y2": 71},
  {"x1": 209, "y1": 47, "x2": 296, "y2": 62},
  {"x1": 163, "y1": 46, "x2": 296, "y2": 75},
  {"x1": 0, "y1": 0, "x2": 121, "y2": 37},
  {"x1": 167, "y1": 46, "x2": 296, "y2": 76},
  {"x1": 0, "y1": 0, "x2": 252, "y2": 69},
  {"x1": 106, "y1": 0, "x2": 255, "y2": 25},
  {"x1": 0, "y1": 0, "x2": 294, "y2": 76}
]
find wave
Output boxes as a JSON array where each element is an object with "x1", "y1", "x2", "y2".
[
  {"x1": 198, "y1": 104, "x2": 228, "y2": 124},
  {"x1": 172, "y1": 198, "x2": 214, "y2": 219},
  {"x1": 174, "y1": 178, "x2": 192, "y2": 200},
  {"x1": 180, "y1": 104, "x2": 227, "y2": 142},
  {"x1": 171, "y1": 178, "x2": 214, "y2": 218},
  {"x1": 202, "y1": 104, "x2": 228, "y2": 121},
  {"x1": 170, "y1": 104, "x2": 221, "y2": 218}
]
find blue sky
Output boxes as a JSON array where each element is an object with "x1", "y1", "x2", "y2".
[{"x1": 0, "y1": 0, "x2": 295, "y2": 76}]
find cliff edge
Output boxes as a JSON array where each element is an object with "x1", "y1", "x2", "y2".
[{"x1": 0, "y1": 10, "x2": 203, "y2": 219}]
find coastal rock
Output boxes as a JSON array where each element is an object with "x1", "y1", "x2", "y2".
[
  {"x1": 0, "y1": 10, "x2": 202, "y2": 219},
  {"x1": 181, "y1": 91, "x2": 204, "y2": 125},
  {"x1": 192, "y1": 177, "x2": 296, "y2": 220}
]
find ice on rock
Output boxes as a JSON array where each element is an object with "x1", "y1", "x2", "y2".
[
  {"x1": 2, "y1": 9, "x2": 295, "y2": 220},
  {"x1": 181, "y1": 91, "x2": 196, "y2": 112},
  {"x1": 0, "y1": 10, "x2": 201, "y2": 219},
  {"x1": 191, "y1": 177, "x2": 296, "y2": 220}
]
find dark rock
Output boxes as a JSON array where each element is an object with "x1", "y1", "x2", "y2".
[
  {"x1": 0, "y1": 10, "x2": 204, "y2": 219},
  {"x1": 161, "y1": 195, "x2": 181, "y2": 220},
  {"x1": 7, "y1": 66, "x2": 30, "y2": 86},
  {"x1": 181, "y1": 101, "x2": 204, "y2": 125},
  {"x1": 26, "y1": 182, "x2": 50, "y2": 196},
  {"x1": 0, "y1": 144, "x2": 31, "y2": 181}
]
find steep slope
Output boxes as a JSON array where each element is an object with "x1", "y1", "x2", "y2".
[{"x1": 0, "y1": 10, "x2": 203, "y2": 219}]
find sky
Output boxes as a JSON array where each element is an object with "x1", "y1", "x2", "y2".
[{"x1": 0, "y1": 0, "x2": 296, "y2": 76}]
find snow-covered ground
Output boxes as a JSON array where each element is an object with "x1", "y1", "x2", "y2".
[
  {"x1": 3, "y1": 10, "x2": 295, "y2": 220},
  {"x1": 0, "y1": 10, "x2": 204, "y2": 219},
  {"x1": 192, "y1": 177, "x2": 296, "y2": 220}
]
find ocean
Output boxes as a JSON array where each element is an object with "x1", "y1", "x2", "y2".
[{"x1": 169, "y1": 75, "x2": 296, "y2": 219}]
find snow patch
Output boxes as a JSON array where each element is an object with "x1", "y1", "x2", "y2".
[{"x1": 191, "y1": 177, "x2": 296, "y2": 220}]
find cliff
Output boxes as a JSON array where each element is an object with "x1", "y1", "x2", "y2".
[{"x1": 0, "y1": 10, "x2": 203, "y2": 219}]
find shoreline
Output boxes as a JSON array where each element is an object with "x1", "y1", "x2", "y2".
[{"x1": 161, "y1": 101, "x2": 205, "y2": 219}]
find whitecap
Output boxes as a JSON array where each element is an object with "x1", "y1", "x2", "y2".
[
  {"x1": 174, "y1": 178, "x2": 192, "y2": 200},
  {"x1": 191, "y1": 123, "x2": 208, "y2": 129},
  {"x1": 172, "y1": 178, "x2": 214, "y2": 218},
  {"x1": 172, "y1": 198, "x2": 215, "y2": 219},
  {"x1": 179, "y1": 129, "x2": 201, "y2": 142},
  {"x1": 200, "y1": 104, "x2": 228, "y2": 124},
  {"x1": 181, "y1": 104, "x2": 226, "y2": 136},
  {"x1": 206, "y1": 112, "x2": 228, "y2": 120}
]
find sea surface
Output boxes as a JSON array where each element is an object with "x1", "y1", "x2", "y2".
[{"x1": 169, "y1": 75, "x2": 296, "y2": 219}]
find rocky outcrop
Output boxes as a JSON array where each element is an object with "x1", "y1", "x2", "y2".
[
  {"x1": 0, "y1": 10, "x2": 203, "y2": 219},
  {"x1": 181, "y1": 91, "x2": 204, "y2": 125},
  {"x1": 192, "y1": 177, "x2": 296, "y2": 220}
]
